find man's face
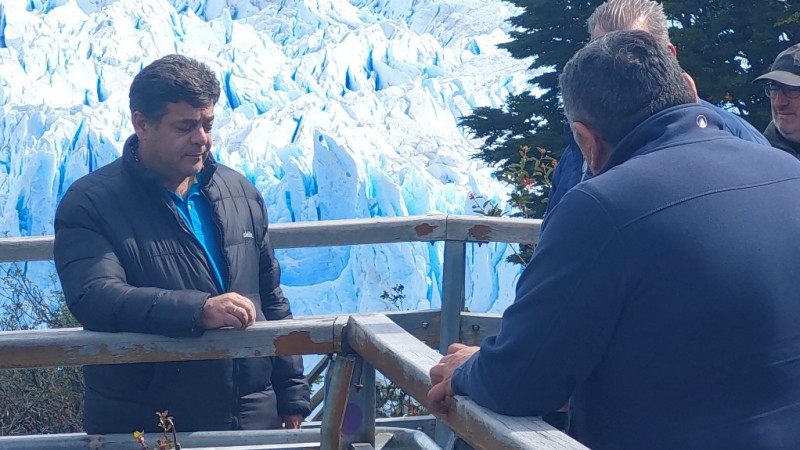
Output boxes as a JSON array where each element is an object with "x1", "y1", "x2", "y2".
[
  {"x1": 135, "y1": 101, "x2": 214, "y2": 188},
  {"x1": 770, "y1": 82, "x2": 800, "y2": 143}
]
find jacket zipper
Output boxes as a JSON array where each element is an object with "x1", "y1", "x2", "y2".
[{"x1": 200, "y1": 182, "x2": 241, "y2": 425}]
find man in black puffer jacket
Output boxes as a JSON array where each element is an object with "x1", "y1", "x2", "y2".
[{"x1": 54, "y1": 55, "x2": 310, "y2": 434}]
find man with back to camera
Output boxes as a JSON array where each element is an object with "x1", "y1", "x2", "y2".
[
  {"x1": 428, "y1": 30, "x2": 800, "y2": 449},
  {"x1": 547, "y1": 0, "x2": 769, "y2": 213},
  {"x1": 53, "y1": 55, "x2": 310, "y2": 434},
  {"x1": 755, "y1": 43, "x2": 800, "y2": 157}
]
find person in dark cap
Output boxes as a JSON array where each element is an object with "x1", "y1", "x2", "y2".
[{"x1": 756, "y1": 43, "x2": 800, "y2": 157}]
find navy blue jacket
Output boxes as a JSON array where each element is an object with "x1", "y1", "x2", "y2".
[
  {"x1": 452, "y1": 104, "x2": 800, "y2": 449},
  {"x1": 547, "y1": 100, "x2": 769, "y2": 214}
]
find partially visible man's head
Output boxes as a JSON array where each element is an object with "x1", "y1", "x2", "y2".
[
  {"x1": 129, "y1": 54, "x2": 220, "y2": 124},
  {"x1": 587, "y1": 0, "x2": 670, "y2": 47},
  {"x1": 559, "y1": 30, "x2": 695, "y2": 166},
  {"x1": 755, "y1": 44, "x2": 800, "y2": 143}
]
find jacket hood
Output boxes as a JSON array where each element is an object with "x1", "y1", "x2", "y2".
[{"x1": 599, "y1": 103, "x2": 729, "y2": 175}]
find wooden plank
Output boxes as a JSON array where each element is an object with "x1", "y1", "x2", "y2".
[
  {"x1": 385, "y1": 309, "x2": 440, "y2": 346},
  {"x1": 0, "y1": 215, "x2": 543, "y2": 263},
  {"x1": 459, "y1": 313, "x2": 501, "y2": 347},
  {"x1": 0, "y1": 429, "x2": 325, "y2": 450},
  {"x1": 0, "y1": 317, "x2": 342, "y2": 369},
  {"x1": 388, "y1": 310, "x2": 500, "y2": 349},
  {"x1": 270, "y1": 215, "x2": 447, "y2": 249},
  {"x1": 445, "y1": 215, "x2": 542, "y2": 245},
  {"x1": 0, "y1": 236, "x2": 54, "y2": 262},
  {"x1": 346, "y1": 314, "x2": 587, "y2": 450},
  {"x1": 0, "y1": 428, "x2": 437, "y2": 450}
]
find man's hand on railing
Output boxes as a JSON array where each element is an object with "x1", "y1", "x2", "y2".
[
  {"x1": 427, "y1": 343, "x2": 479, "y2": 414},
  {"x1": 198, "y1": 293, "x2": 257, "y2": 330}
]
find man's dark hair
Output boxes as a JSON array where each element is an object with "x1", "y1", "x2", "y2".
[
  {"x1": 559, "y1": 30, "x2": 695, "y2": 146},
  {"x1": 129, "y1": 54, "x2": 221, "y2": 123}
]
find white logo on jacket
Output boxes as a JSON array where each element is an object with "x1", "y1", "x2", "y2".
[{"x1": 243, "y1": 231, "x2": 254, "y2": 239}]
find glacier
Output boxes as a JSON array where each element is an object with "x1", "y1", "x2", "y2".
[{"x1": 0, "y1": 0, "x2": 535, "y2": 317}]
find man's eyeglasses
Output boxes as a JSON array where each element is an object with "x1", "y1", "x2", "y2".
[{"x1": 765, "y1": 83, "x2": 800, "y2": 100}]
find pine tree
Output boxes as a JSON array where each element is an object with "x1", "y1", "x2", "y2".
[{"x1": 462, "y1": 0, "x2": 602, "y2": 171}]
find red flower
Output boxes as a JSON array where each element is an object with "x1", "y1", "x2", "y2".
[
  {"x1": 468, "y1": 193, "x2": 476, "y2": 200},
  {"x1": 522, "y1": 178, "x2": 534, "y2": 186}
]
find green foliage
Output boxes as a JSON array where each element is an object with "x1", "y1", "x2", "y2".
[
  {"x1": 375, "y1": 374, "x2": 428, "y2": 418},
  {"x1": 0, "y1": 266, "x2": 84, "y2": 435},
  {"x1": 470, "y1": 145, "x2": 556, "y2": 264},
  {"x1": 461, "y1": 0, "x2": 800, "y2": 219},
  {"x1": 379, "y1": 284, "x2": 406, "y2": 311},
  {"x1": 133, "y1": 411, "x2": 181, "y2": 450}
]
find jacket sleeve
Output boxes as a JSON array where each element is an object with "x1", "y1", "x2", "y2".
[
  {"x1": 451, "y1": 188, "x2": 629, "y2": 416},
  {"x1": 53, "y1": 188, "x2": 210, "y2": 338},
  {"x1": 256, "y1": 199, "x2": 311, "y2": 417}
]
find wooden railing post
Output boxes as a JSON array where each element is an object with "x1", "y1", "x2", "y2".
[
  {"x1": 440, "y1": 240, "x2": 467, "y2": 355},
  {"x1": 320, "y1": 354, "x2": 356, "y2": 450},
  {"x1": 438, "y1": 237, "x2": 467, "y2": 447},
  {"x1": 340, "y1": 356, "x2": 376, "y2": 449}
]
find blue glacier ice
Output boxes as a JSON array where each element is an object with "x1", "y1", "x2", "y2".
[{"x1": 0, "y1": 0, "x2": 536, "y2": 316}]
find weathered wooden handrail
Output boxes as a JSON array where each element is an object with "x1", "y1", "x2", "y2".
[
  {"x1": 0, "y1": 310, "x2": 498, "y2": 370},
  {"x1": 0, "y1": 316, "x2": 345, "y2": 370},
  {"x1": 0, "y1": 214, "x2": 542, "y2": 262},
  {"x1": 345, "y1": 314, "x2": 587, "y2": 450},
  {"x1": 0, "y1": 427, "x2": 439, "y2": 450}
]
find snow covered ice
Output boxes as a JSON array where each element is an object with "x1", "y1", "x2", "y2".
[{"x1": 0, "y1": 0, "x2": 534, "y2": 316}]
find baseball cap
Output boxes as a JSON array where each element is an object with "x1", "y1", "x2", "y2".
[{"x1": 755, "y1": 43, "x2": 800, "y2": 86}]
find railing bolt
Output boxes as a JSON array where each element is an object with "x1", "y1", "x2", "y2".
[
  {"x1": 471, "y1": 324, "x2": 480, "y2": 331},
  {"x1": 421, "y1": 321, "x2": 429, "y2": 328}
]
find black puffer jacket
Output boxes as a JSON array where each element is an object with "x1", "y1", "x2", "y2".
[{"x1": 54, "y1": 135, "x2": 310, "y2": 434}]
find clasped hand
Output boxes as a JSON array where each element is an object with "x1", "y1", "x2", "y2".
[
  {"x1": 427, "y1": 343, "x2": 480, "y2": 414},
  {"x1": 198, "y1": 292, "x2": 257, "y2": 330}
]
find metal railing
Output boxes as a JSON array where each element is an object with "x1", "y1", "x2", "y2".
[{"x1": 0, "y1": 215, "x2": 587, "y2": 450}]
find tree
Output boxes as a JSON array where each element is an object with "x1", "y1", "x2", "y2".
[
  {"x1": 461, "y1": 0, "x2": 800, "y2": 218},
  {"x1": 0, "y1": 266, "x2": 84, "y2": 435},
  {"x1": 460, "y1": 0, "x2": 602, "y2": 218}
]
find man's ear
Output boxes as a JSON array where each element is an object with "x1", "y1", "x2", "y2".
[
  {"x1": 682, "y1": 72, "x2": 699, "y2": 103},
  {"x1": 667, "y1": 42, "x2": 677, "y2": 58},
  {"x1": 132, "y1": 111, "x2": 150, "y2": 142},
  {"x1": 572, "y1": 122, "x2": 612, "y2": 174}
]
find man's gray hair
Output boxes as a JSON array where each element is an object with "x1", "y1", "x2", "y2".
[{"x1": 587, "y1": 0, "x2": 670, "y2": 47}]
